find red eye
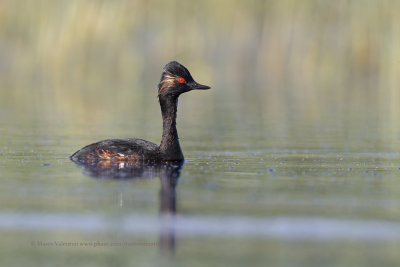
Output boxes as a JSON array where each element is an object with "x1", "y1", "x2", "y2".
[{"x1": 178, "y1": 77, "x2": 186, "y2": 84}]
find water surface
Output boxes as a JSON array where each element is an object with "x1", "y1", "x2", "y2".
[{"x1": 1, "y1": 111, "x2": 400, "y2": 266}]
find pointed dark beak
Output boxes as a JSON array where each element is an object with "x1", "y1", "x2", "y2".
[{"x1": 190, "y1": 81, "x2": 211, "y2": 90}]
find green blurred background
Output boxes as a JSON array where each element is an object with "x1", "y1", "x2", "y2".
[{"x1": 0, "y1": 0, "x2": 399, "y2": 152}]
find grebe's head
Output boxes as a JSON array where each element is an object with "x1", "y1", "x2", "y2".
[{"x1": 158, "y1": 61, "x2": 210, "y2": 97}]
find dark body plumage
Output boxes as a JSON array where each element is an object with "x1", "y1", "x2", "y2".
[
  {"x1": 70, "y1": 138, "x2": 160, "y2": 162},
  {"x1": 70, "y1": 61, "x2": 210, "y2": 164}
]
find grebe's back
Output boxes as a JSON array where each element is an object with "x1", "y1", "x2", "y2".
[{"x1": 70, "y1": 138, "x2": 160, "y2": 163}]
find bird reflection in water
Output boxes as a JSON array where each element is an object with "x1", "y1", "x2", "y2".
[{"x1": 72, "y1": 159, "x2": 183, "y2": 252}]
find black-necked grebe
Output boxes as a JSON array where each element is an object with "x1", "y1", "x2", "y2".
[{"x1": 70, "y1": 61, "x2": 210, "y2": 163}]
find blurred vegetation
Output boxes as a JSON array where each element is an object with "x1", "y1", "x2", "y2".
[{"x1": 0, "y1": 0, "x2": 398, "y2": 149}]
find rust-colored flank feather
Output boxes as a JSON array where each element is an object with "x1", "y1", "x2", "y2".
[
  {"x1": 96, "y1": 149, "x2": 141, "y2": 168},
  {"x1": 88, "y1": 148, "x2": 138, "y2": 162}
]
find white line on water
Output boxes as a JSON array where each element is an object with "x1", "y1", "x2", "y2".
[{"x1": 0, "y1": 211, "x2": 399, "y2": 241}]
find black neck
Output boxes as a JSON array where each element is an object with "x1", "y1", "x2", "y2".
[{"x1": 159, "y1": 95, "x2": 184, "y2": 160}]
